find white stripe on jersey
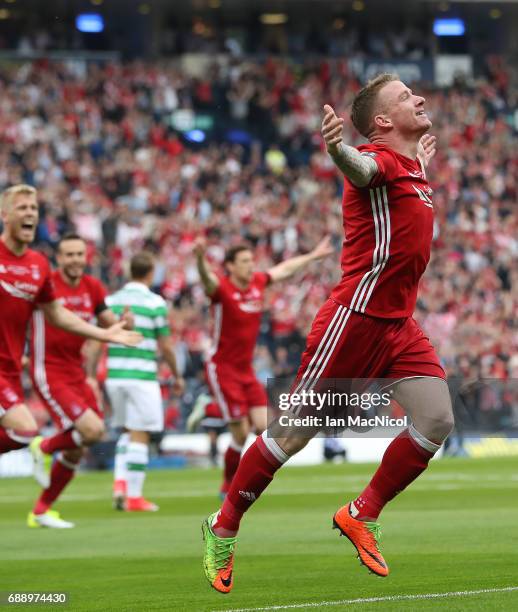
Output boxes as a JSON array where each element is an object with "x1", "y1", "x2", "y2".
[
  {"x1": 344, "y1": 188, "x2": 384, "y2": 313},
  {"x1": 358, "y1": 186, "x2": 391, "y2": 312},
  {"x1": 107, "y1": 357, "x2": 157, "y2": 373},
  {"x1": 108, "y1": 337, "x2": 157, "y2": 352}
]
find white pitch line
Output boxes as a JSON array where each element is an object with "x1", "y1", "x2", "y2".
[{"x1": 214, "y1": 586, "x2": 518, "y2": 612}]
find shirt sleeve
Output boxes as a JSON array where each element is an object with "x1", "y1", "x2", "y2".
[
  {"x1": 255, "y1": 271, "x2": 271, "y2": 289},
  {"x1": 35, "y1": 259, "x2": 56, "y2": 304},
  {"x1": 210, "y1": 273, "x2": 227, "y2": 303},
  {"x1": 93, "y1": 279, "x2": 109, "y2": 316},
  {"x1": 154, "y1": 301, "x2": 170, "y2": 337},
  {"x1": 361, "y1": 148, "x2": 399, "y2": 187}
]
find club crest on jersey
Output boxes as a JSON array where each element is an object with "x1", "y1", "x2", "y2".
[
  {"x1": 412, "y1": 184, "x2": 433, "y2": 208},
  {"x1": 31, "y1": 265, "x2": 41, "y2": 280},
  {"x1": 239, "y1": 301, "x2": 262, "y2": 313}
]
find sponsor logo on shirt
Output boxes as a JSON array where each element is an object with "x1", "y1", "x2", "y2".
[
  {"x1": 14, "y1": 281, "x2": 39, "y2": 292},
  {"x1": 70, "y1": 403, "x2": 83, "y2": 417},
  {"x1": 412, "y1": 184, "x2": 433, "y2": 208},
  {"x1": 3, "y1": 264, "x2": 33, "y2": 276},
  {"x1": 239, "y1": 301, "x2": 263, "y2": 313},
  {"x1": 0, "y1": 280, "x2": 35, "y2": 301},
  {"x1": 30, "y1": 264, "x2": 41, "y2": 280}
]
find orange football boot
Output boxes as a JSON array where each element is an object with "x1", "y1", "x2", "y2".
[
  {"x1": 333, "y1": 503, "x2": 389, "y2": 577},
  {"x1": 125, "y1": 497, "x2": 159, "y2": 512}
]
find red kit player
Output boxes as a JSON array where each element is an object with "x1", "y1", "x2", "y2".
[
  {"x1": 202, "y1": 74, "x2": 454, "y2": 593},
  {"x1": 27, "y1": 234, "x2": 132, "y2": 528},
  {"x1": 194, "y1": 237, "x2": 333, "y2": 497},
  {"x1": 0, "y1": 185, "x2": 140, "y2": 524}
]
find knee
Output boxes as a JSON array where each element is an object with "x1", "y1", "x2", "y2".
[
  {"x1": 79, "y1": 422, "x2": 105, "y2": 445},
  {"x1": 438, "y1": 411, "x2": 455, "y2": 440},
  {"x1": 422, "y1": 409, "x2": 455, "y2": 443},
  {"x1": 230, "y1": 423, "x2": 248, "y2": 447},
  {"x1": 233, "y1": 431, "x2": 248, "y2": 447}
]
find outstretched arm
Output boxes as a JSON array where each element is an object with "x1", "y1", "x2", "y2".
[
  {"x1": 40, "y1": 301, "x2": 142, "y2": 347},
  {"x1": 268, "y1": 236, "x2": 334, "y2": 283},
  {"x1": 322, "y1": 104, "x2": 378, "y2": 188},
  {"x1": 194, "y1": 237, "x2": 219, "y2": 297}
]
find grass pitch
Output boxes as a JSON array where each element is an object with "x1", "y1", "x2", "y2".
[{"x1": 1, "y1": 456, "x2": 517, "y2": 611}]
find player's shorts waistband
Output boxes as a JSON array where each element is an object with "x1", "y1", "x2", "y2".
[{"x1": 330, "y1": 298, "x2": 409, "y2": 324}]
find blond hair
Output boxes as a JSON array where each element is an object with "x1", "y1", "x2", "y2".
[
  {"x1": 0, "y1": 184, "x2": 37, "y2": 213},
  {"x1": 351, "y1": 73, "x2": 399, "y2": 138}
]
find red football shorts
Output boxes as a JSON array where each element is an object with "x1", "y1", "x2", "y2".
[
  {"x1": 295, "y1": 299, "x2": 445, "y2": 388},
  {"x1": 32, "y1": 376, "x2": 102, "y2": 430},
  {"x1": 206, "y1": 361, "x2": 267, "y2": 422},
  {"x1": 0, "y1": 374, "x2": 24, "y2": 417}
]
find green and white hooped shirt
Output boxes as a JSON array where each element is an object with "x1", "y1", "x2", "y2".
[{"x1": 106, "y1": 282, "x2": 170, "y2": 381}]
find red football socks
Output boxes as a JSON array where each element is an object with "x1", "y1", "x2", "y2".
[
  {"x1": 221, "y1": 442, "x2": 242, "y2": 494},
  {"x1": 213, "y1": 434, "x2": 287, "y2": 536},
  {"x1": 352, "y1": 427, "x2": 439, "y2": 521},
  {"x1": 33, "y1": 456, "x2": 77, "y2": 515},
  {"x1": 41, "y1": 430, "x2": 81, "y2": 455}
]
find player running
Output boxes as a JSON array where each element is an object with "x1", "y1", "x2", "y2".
[
  {"x1": 194, "y1": 236, "x2": 333, "y2": 497},
  {"x1": 27, "y1": 233, "x2": 133, "y2": 529},
  {"x1": 0, "y1": 185, "x2": 141, "y2": 504},
  {"x1": 104, "y1": 251, "x2": 185, "y2": 512},
  {"x1": 202, "y1": 74, "x2": 454, "y2": 592}
]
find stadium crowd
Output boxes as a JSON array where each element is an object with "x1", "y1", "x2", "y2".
[{"x1": 0, "y1": 56, "x2": 515, "y2": 430}]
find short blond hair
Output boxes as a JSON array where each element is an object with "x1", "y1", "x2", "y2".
[
  {"x1": 351, "y1": 73, "x2": 399, "y2": 138},
  {"x1": 0, "y1": 184, "x2": 37, "y2": 213}
]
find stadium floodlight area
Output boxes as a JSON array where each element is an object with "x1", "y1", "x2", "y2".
[
  {"x1": 76, "y1": 13, "x2": 104, "y2": 34},
  {"x1": 433, "y1": 18, "x2": 466, "y2": 36}
]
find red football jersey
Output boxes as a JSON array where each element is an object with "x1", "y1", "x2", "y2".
[
  {"x1": 208, "y1": 272, "x2": 270, "y2": 368},
  {"x1": 331, "y1": 143, "x2": 434, "y2": 318},
  {"x1": 0, "y1": 240, "x2": 55, "y2": 380},
  {"x1": 30, "y1": 271, "x2": 107, "y2": 384}
]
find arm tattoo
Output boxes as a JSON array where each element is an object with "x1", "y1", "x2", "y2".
[{"x1": 329, "y1": 143, "x2": 378, "y2": 187}]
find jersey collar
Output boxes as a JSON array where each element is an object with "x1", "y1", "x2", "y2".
[{"x1": 123, "y1": 281, "x2": 150, "y2": 292}]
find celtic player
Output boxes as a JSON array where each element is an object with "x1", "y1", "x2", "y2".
[{"x1": 104, "y1": 252, "x2": 185, "y2": 512}]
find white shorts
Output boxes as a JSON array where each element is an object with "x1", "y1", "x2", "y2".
[{"x1": 105, "y1": 380, "x2": 164, "y2": 432}]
